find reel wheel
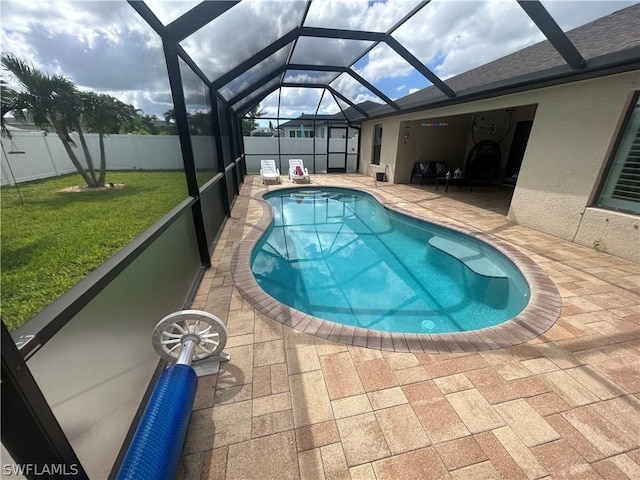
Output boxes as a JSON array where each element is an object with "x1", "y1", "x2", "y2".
[{"x1": 152, "y1": 310, "x2": 227, "y2": 363}]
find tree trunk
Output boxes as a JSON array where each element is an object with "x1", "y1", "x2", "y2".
[
  {"x1": 58, "y1": 136, "x2": 96, "y2": 187},
  {"x1": 76, "y1": 126, "x2": 98, "y2": 186},
  {"x1": 97, "y1": 131, "x2": 106, "y2": 187}
]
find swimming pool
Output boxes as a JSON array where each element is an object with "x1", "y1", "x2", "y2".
[{"x1": 250, "y1": 188, "x2": 530, "y2": 334}]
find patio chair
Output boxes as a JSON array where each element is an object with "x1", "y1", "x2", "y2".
[
  {"x1": 288, "y1": 158, "x2": 310, "y2": 183},
  {"x1": 410, "y1": 161, "x2": 448, "y2": 185},
  {"x1": 260, "y1": 159, "x2": 281, "y2": 184}
]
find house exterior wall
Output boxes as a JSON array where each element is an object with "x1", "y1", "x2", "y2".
[
  {"x1": 359, "y1": 70, "x2": 640, "y2": 262},
  {"x1": 281, "y1": 125, "x2": 321, "y2": 138},
  {"x1": 360, "y1": 122, "x2": 374, "y2": 174},
  {"x1": 281, "y1": 124, "x2": 359, "y2": 139},
  {"x1": 363, "y1": 120, "x2": 400, "y2": 179},
  {"x1": 329, "y1": 126, "x2": 359, "y2": 138},
  {"x1": 509, "y1": 72, "x2": 639, "y2": 262}
]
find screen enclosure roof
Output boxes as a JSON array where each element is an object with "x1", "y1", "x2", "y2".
[{"x1": 130, "y1": 0, "x2": 640, "y2": 121}]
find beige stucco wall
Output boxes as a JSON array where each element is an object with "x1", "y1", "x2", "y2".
[
  {"x1": 359, "y1": 70, "x2": 640, "y2": 262},
  {"x1": 508, "y1": 72, "x2": 639, "y2": 262},
  {"x1": 573, "y1": 207, "x2": 639, "y2": 262},
  {"x1": 360, "y1": 119, "x2": 399, "y2": 179},
  {"x1": 360, "y1": 122, "x2": 374, "y2": 174}
]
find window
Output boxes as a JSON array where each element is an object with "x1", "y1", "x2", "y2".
[
  {"x1": 596, "y1": 93, "x2": 640, "y2": 214},
  {"x1": 289, "y1": 129, "x2": 314, "y2": 138},
  {"x1": 372, "y1": 123, "x2": 383, "y2": 165},
  {"x1": 320, "y1": 127, "x2": 325, "y2": 138}
]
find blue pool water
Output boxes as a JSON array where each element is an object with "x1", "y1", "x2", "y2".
[{"x1": 251, "y1": 188, "x2": 530, "y2": 334}]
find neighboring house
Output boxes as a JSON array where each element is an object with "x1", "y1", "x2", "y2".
[
  {"x1": 279, "y1": 109, "x2": 368, "y2": 139},
  {"x1": 249, "y1": 126, "x2": 281, "y2": 137},
  {"x1": 357, "y1": 4, "x2": 640, "y2": 263},
  {"x1": 279, "y1": 115, "x2": 324, "y2": 138},
  {"x1": 244, "y1": 109, "x2": 364, "y2": 174}
]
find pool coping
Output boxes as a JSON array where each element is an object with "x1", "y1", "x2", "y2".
[{"x1": 230, "y1": 185, "x2": 562, "y2": 353}]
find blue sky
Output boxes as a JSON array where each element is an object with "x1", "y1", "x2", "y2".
[{"x1": 1, "y1": 0, "x2": 637, "y2": 120}]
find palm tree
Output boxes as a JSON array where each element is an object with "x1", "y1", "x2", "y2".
[
  {"x1": 80, "y1": 92, "x2": 133, "y2": 186},
  {"x1": 1, "y1": 79, "x2": 16, "y2": 138},
  {"x1": 242, "y1": 105, "x2": 266, "y2": 136},
  {"x1": 136, "y1": 113, "x2": 161, "y2": 135},
  {"x1": 189, "y1": 111, "x2": 212, "y2": 135},
  {"x1": 164, "y1": 108, "x2": 213, "y2": 135},
  {"x1": 163, "y1": 108, "x2": 175, "y2": 126},
  {"x1": 1, "y1": 53, "x2": 97, "y2": 187}
]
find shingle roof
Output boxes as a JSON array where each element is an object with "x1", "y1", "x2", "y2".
[
  {"x1": 278, "y1": 100, "x2": 380, "y2": 127},
  {"x1": 278, "y1": 114, "x2": 334, "y2": 128}
]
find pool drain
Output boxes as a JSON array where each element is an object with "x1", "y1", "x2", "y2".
[{"x1": 421, "y1": 320, "x2": 436, "y2": 331}]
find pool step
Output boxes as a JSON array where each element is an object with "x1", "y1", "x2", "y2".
[{"x1": 428, "y1": 236, "x2": 507, "y2": 278}]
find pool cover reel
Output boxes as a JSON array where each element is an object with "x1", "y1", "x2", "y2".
[{"x1": 117, "y1": 310, "x2": 228, "y2": 480}]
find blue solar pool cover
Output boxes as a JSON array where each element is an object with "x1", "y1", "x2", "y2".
[{"x1": 117, "y1": 364, "x2": 197, "y2": 480}]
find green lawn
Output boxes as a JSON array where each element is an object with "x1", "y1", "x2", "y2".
[{"x1": 1, "y1": 171, "x2": 190, "y2": 332}]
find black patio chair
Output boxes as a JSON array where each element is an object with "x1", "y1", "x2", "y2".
[{"x1": 410, "y1": 161, "x2": 448, "y2": 185}]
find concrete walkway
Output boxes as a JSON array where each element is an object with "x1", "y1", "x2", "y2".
[{"x1": 179, "y1": 174, "x2": 639, "y2": 480}]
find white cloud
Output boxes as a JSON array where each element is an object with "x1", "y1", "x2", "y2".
[
  {"x1": 540, "y1": 0, "x2": 638, "y2": 31},
  {"x1": 356, "y1": 43, "x2": 415, "y2": 82},
  {"x1": 393, "y1": 0, "x2": 637, "y2": 80},
  {"x1": 259, "y1": 87, "x2": 325, "y2": 118},
  {"x1": 392, "y1": 0, "x2": 543, "y2": 80},
  {"x1": 180, "y1": 0, "x2": 308, "y2": 81},
  {"x1": 143, "y1": 0, "x2": 202, "y2": 25},
  {"x1": 330, "y1": 72, "x2": 384, "y2": 107},
  {"x1": 1, "y1": 0, "x2": 170, "y2": 115},
  {"x1": 305, "y1": 0, "x2": 420, "y2": 33}
]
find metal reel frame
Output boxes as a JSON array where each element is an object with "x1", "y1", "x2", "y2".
[{"x1": 152, "y1": 310, "x2": 227, "y2": 364}]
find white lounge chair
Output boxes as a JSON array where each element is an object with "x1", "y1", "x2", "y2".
[
  {"x1": 288, "y1": 158, "x2": 310, "y2": 183},
  {"x1": 260, "y1": 159, "x2": 281, "y2": 184}
]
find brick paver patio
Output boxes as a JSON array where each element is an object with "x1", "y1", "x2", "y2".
[{"x1": 178, "y1": 174, "x2": 640, "y2": 480}]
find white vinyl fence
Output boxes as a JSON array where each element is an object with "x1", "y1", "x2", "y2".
[
  {"x1": 0, "y1": 131, "x2": 359, "y2": 186},
  {"x1": 0, "y1": 131, "x2": 219, "y2": 186},
  {"x1": 243, "y1": 136, "x2": 359, "y2": 174}
]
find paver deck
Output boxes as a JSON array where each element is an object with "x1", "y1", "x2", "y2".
[{"x1": 178, "y1": 174, "x2": 640, "y2": 480}]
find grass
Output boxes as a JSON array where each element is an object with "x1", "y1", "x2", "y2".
[{"x1": 1, "y1": 171, "x2": 190, "y2": 332}]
